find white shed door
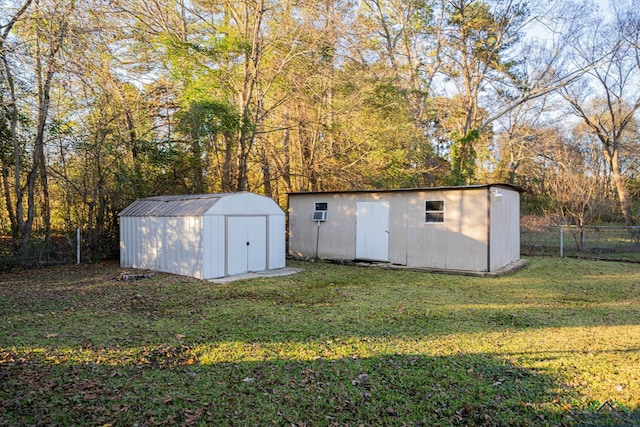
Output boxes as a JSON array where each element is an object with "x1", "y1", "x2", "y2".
[
  {"x1": 227, "y1": 216, "x2": 267, "y2": 276},
  {"x1": 356, "y1": 201, "x2": 390, "y2": 262}
]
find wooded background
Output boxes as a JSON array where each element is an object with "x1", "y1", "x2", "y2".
[{"x1": 1, "y1": 0, "x2": 639, "y2": 266}]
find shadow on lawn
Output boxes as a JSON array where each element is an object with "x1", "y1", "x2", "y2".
[{"x1": 1, "y1": 348, "x2": 577, "y2": 426}]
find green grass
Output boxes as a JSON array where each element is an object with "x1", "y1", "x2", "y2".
[{"x1": 1, "y1": 258, "x2": 639, "y2": 426}]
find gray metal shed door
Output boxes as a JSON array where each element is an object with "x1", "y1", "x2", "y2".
[
  {"x1": 227, "y1": 216, "x2": 267, "y2": 276},
  {"x1": 356, "y1": 201, "x2": 390, "y2": 262}
]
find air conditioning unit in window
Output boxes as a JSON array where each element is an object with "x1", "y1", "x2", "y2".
[{"x1": 312, "y1": 211, "x2": 328, "y2": 221}]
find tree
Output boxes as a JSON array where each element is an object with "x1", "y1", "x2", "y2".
[
  {"x1": 438, "y1": 0, "x2": 528, "y2": 184},
  {"x1": 437, "y1": 0, "x2": 598, "y2": 185},
  {"x1": 0, "y1": 0, "x2": 75, "y2": 257},
  {"x1": 562, "y1": 4, "x2": 640, "y2": 225},
  {"x1": 492, "y1": 93, "x2": 563, "y2": 186},
  {"x1": 544, "y1": 132, "x2": 611, "y2": 250},
  {"x1": 357, "y1": 0, "x2": 446, "y2": 180},
  {"x1": 0, "y1": 0, "x2": 33, "y2": 243}
]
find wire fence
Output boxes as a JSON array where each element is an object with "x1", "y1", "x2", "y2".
[
  {"x1": 0, "y1": 230, "x2": 119, "y2": 270},
  {"x1": 521, "y1": 224, "x2": 640, "y2": 262}
]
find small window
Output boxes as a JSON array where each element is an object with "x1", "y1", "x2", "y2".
[
  {"x1": 315, "y1": 202, "x2": 328, "y2": 211},
  {"x1": 425, "y1": 200, "x2": 444, "y2": 223}
]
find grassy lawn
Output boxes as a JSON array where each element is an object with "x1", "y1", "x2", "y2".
[{"x1": 1, "y1": 257, "x2": 639, "y2": 426}]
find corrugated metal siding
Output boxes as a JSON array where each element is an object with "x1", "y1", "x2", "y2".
[
  {"x1": 120, "y1": 215, "x2": 204, "y2": 277},
  {"x1": 120, "y1": 217, "x2": 137, "y2": 267},
  {"x1": 120, "y1": 216, "x2": 160, "y2": 270},
  {"x1": 202, "y1": 215, "x2": 225, "y2": 279},
  {"x1": 268, "y1": 216, "x2": 286, "y2": 269},
  {"x1": 160, "y1": 216, "x2": 203, "y2": 278},
  {"x1": 138, "y1": 217, "x2": 159, "y2": 270}
]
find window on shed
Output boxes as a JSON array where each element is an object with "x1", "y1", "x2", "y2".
[{"x1": 425, "y1": 200, "x2": 444, "y2": 223}]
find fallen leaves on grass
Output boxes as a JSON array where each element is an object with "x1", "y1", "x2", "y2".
[
  {"x1": 135, "y1": 345, "x2": 198, "y2": 367},
  {"x1": 351, "y1": 373, "x2": 372, "y2": 398}
]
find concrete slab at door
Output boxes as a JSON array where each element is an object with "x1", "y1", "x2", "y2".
[
  {"x1": 356, "y1": 201, "x2": 390, "y2": 262},
  {"x1": 227, "y1": 216, "x2": 267, "y2": 276}
]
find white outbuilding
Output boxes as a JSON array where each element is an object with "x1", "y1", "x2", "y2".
[
  {"x1": 288, "y1": 184, "x2": 522, "y2": 274},
  {"x1": 119, "y1": 192, "x2": 286, "y2": 279}
]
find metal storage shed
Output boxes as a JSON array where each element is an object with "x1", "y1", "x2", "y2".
[
  {"x1": 119, "y1": 192, "x2": 286, "y2": 279},
  {"x1": 288, "y1": 184, "x2": 522, "y2": 274}
]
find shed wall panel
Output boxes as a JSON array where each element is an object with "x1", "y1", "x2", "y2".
[
  {"x1": 268, "y1": 216, "x2": 286, "y2": 269},
  {"x1": 130, "y1": 217, "x2": 143, "y2": 268},
  {"x1": 209, "y1": 192, "x2": 284, "y2": 216},
  {"x1": 402, "y1": 190, "x2": 488, "y2": 271},
  {"x1": 203, "y1": 215, "x2": 225, "y2": 279},
  {"x1": 288, "y1": 194, "x2": 357, "y2": 260},
  {"x1": 489, "y1": 189, "x2": 520, "y2": 270},
  {"x1": 160, "y1": 216, "x2": 203, "y2": 278},
  {"x1": 120, "y1": 217, "x2": 137, "y2": 267},
  {"x1": 388, "y1": 196, "x2": 409, "y2": 265},
  {"x1": 122, "y1": 216, "x2": 204, "y2": 278},
  {"x1": 136, "y1": 217, "x2": 158, "y2": 270}
]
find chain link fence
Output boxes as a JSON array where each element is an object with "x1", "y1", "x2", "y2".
[
  {"x1": 522, "y1": 223, "x2": 640, "y2": 261},
  {"x1": 0, "y1": 230, "x2": 119, "y2": 270}
]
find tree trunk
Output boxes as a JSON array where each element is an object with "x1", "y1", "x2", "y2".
[
  {"x1": 38, "y1": 141, "x2": 52, "y2": 254},
  {"x1": 222, "y1": 135, "x2": 235, "y2": 192},
  {"x1": 0, "y1": 0, "x2": 32, "y2": 252},
  {"x1": 609, "y1": 149, "x2": 634, "y2": 225},
  {"x1": 20, "y1": 3, "x2": 60, "y2": 257},
  {"x1": 283, "y1": 122, "x2": 291, "y2": 193},
  {"x1": 1, "y1": 167, "x2": 16, "y2": 235},
  {"x1": 259, "y1": 139, "x2": 272, "y2": 197}
]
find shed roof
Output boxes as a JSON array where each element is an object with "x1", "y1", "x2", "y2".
[
  {"x1": 119, "y1": 193, "x2": 230, "y2": 217},
  {"x1": 119, "y1": 192, "x2": 285, "y2": 217},
  {"x1": 288, "y1": 183, "x2": 523, "y2": 196}
]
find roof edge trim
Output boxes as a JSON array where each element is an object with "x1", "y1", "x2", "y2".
[{"x1": 287, "y1": 183, "x2": 524, "y2": 196}]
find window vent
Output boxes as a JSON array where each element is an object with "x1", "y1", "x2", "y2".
[{"x1": 312, "y1": 210, "x2": 328, "y2": 221}]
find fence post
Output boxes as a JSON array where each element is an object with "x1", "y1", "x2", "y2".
[
  {"x1": 560, "y1": 227, "x2": 563, "y2": 258},
  {"x1": 77, "y1": 228, "x2": 81, "y2": 264}
]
